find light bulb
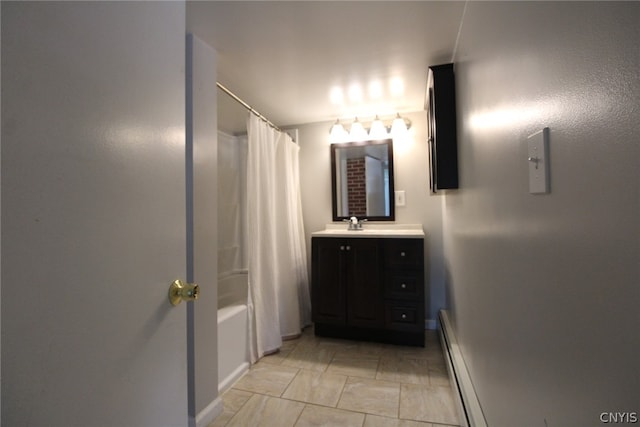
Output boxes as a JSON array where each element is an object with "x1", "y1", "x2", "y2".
[
  {"x1": 369, "y1": 115, "x2": 388, "y2": 140},
  {"x1": 330, "y1": 120, "x2": 348, "y2": 143},
  {"x1": 391, "y1": 113, "x2": 408, "y2": 138},
  {"x1": 349, "y1": 118, "x2": 368, "y2": 142}
]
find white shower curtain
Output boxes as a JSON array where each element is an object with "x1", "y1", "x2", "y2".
[{"x1": 246, "y1": 115, "x2": 311, "y2": 363}]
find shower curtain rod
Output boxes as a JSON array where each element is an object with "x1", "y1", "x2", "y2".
[{"x1": 216, "y1": 82, "x2": 282, "y2": 132}]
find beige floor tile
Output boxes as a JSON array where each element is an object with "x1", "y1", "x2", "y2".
[
  {"x1": 260, "y1": 338, "x2": 300, "y2": 365},
  {"x1": 282, "y1": 337, "x2": 301, "y2": 351},
  {"x1": 226, "y1": 394, "x2": 305, "y2": 427},
  {"x1": 427, "y1": 365, "x2": 451, "y2": 387},
  {"x1": 221, "y1": 388, "x2": 253, "y2": 412},
  {"x1": 282, "y1": 342, "x2": 335, "y2": 371},
  {"x1": 233, "y1": 363, "x2": 299, "y2": 396},
  {"x1": 315, "y1": 336, "x2": 360, "y2": 351},
  {"x1": 261, "y1": 347, "x2": 295, "y2": 365},
  {"x1": 326, "y1": 355, "x2": 379, "y2": 379},
  {"x1": 381, "y1": 345, "x2": 433, "y2": 360},
  {"x1": 399, "y1": 384, "x2": 459, "y2": 425},
  {"x1": 423, "y1": 346, "x2": 447, "y2": 366},
  {"x1": 207, "y1": 411, "x2": 234, "y2": 427},
  {"x1": 338, "y1": 377, "x2": 400, "y2": 418},
  {"x1": 208, "y1": 389, "x2": 254, "y2": 426},
  {"x1": 282, "y1": 369, "x2": 348, "y2": 407},
  {"x1": 333, "y1": 344, "x2": 385, "y2": 360},
  {"x1": 212, "y1": 328, "x2": 456, "y2": 427},
  {"x1": 364, "y1": 414, "x2": 434, "y2": 427},
  {"x1": 295, "y1": 404, "x2": 366, "y2": 427},
  {"x1": 376, "y1": 357, "x2": 430, "y2": 385}
]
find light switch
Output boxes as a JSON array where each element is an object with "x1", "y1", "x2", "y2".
[
  {"x1": 395, "y1": 190, "x2": 406, "y2": 206},
  {"x1": 528, "y1": 128, "x2": 550, "y2": 194}
]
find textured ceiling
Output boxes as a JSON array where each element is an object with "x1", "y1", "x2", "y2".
[{"x1": 187, "y1": 1, "x2": 466, "y2": 134}]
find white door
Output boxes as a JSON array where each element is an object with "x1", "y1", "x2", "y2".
[{"x1": 2, "y1": 2, "x2": 189, "y2": 426}]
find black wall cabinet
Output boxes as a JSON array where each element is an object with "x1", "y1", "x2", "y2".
[{"x1": 427, "y1": 63, "x2": 459, "y2": 192}]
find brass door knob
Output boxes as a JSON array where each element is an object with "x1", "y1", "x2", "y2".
[{"x1": 169, "y1": 279, "x2": 200, "y2": 306}]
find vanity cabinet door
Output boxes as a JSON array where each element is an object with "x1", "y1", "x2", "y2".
[
  {"x1": 312, "y1": 238, "x2": 347, "y2": 325},
  {"x1": 312, "y1": 237, "x2": 384, "y2": 328},
  {"x1": 346, "y1": 239, "x2": 384, "y2": 328}
]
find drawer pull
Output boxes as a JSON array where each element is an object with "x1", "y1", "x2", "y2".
[
  {"x1": 401, "y1": 313, "x2": 407, "y2": 319},
  {"x1": 346, "y1": 245, "x2": 351, "y2": 251},
  {"x1": 340, "y1": 245, "x2": 345, "y2": 251},
  {"x1": 400, "y1": 251, "x2": 406, "y2": 257},
  {"x1": 401, "y1": 283, "x2": 407, "y2": 289}
]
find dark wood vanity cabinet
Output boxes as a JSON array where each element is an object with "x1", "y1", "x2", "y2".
[{"x1": 312, "y1": 237, "x2": 425, "y2": 346}]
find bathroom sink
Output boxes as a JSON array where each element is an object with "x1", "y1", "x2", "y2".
[{"x1": 311, "y1": 224, "x2": 424, "y2": 238}]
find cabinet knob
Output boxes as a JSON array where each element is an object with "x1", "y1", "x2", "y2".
[
  {"x1": 400, "y1": 251, "x2": 406, "y2": 257},
  {"x1": 340, "y1": 246, "x2": 345, "y2": 251},
  {"x1": 401, "y1": 283, "x2": 407, "y2": 289},
  {"x1": 401, "y1": 313, "x2": 407, "y2": 319},
  {"x1": 346, "y1": 245, "x2": 351, "y2": 251}
]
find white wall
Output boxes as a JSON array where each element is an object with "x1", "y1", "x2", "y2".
[
  {"x1": 297, "y1": 112, "x2": 446, "y2": 325},
  {"x1": 446, "y1": 2, "x2": 640, "y2": 425},
  {"x1": 186, "y1": 34, "x2": 221, "y2": 426}
]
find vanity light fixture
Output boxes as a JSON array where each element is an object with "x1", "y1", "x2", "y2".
[{"x1": 329, "y1": 113, "x2": 412, "y2": 143}]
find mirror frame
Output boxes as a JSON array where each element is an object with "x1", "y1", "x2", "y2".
[{"x1": 330, "y1": 139, "x2": 395, "y2": 222}]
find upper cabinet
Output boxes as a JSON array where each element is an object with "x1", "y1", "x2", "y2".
[{"x1": 427, "y1": 63, "x2": 459, "y2": 192}]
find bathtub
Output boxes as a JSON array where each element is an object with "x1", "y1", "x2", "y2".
[{"x1": 217, "y1": 270, "x2": 249, "y2": 393}]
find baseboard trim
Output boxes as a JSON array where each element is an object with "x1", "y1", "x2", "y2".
[
  {"x1": 195, "y1": 396, "x2": 224, "y2": 427},
  {"x1": 218, "y1": 361, "x2": 250, "y2": 394},
  {"x1": 439, "y1": 310, "x2": 488, "y2": 427}
]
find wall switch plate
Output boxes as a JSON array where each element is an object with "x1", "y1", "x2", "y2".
[
  {"x1": 528, "y1": 128, "x2": 550, "y2": 194},
  {"x1": 395, "y1": 190, "x2": 406, "y2": 206}
]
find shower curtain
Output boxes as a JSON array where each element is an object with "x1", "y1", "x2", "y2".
[{"x1": 246, "y1": 115, "x2": 311, "y2": 363}]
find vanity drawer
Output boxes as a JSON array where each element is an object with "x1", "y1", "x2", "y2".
[
  {"x1": 385, "y1": 239, "x2": 423, "y2": 267},
  {"x1": 386, "y1": 274, "x2": 420, "y2": 299},
  {"x1": 385, "y1": 304, "x2": 421, "y2": 331}
]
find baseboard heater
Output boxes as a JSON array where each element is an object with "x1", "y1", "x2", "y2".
[{"x1": 439, "y1": 310, "x2": 488, "y2": 427}]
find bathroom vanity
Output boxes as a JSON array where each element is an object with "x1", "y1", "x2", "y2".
[{"x1": 311, "y1": 224, "x2": 425, "y2": 346}]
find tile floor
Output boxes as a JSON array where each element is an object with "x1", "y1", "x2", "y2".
[{"x1": 209, "y1": 326, "x2": 460, "y2": 427}]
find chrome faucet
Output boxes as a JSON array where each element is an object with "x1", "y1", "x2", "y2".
[{"x1": 344, "y1": 216, "x2": 367, "y2": 230}]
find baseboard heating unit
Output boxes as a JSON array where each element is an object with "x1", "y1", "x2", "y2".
[{"x1": 439, "y1": 310, "x2": 488, "y2": 427}]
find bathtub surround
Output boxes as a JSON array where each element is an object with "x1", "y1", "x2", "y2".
[
  {"x1": 247, "y1": 116, "x2": 311, "y2": 363},
  {"x1": 218, "y1": 131, "x2": 248, "y2": 276}
]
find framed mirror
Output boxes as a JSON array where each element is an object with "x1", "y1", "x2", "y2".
[{"x1": 331, "y1": 139, "x2": 395, "y2": 221}]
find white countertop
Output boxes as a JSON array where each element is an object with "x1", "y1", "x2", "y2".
[{"x1": 311, "y1": 223, "x2": 425, "y2": 238}]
